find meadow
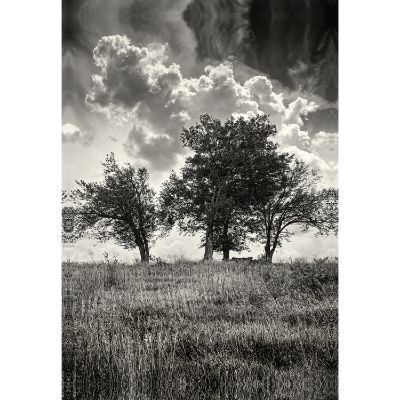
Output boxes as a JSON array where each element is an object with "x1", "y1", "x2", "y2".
[{"x1": 62, "y1": 258, "x2": 338, "y2": 400}]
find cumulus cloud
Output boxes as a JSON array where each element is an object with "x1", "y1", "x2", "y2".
[
  {"x1": 62, "y1": 123, "x2": 94, "y2": 146},
  {"x1": 284, "y1": 97, "x2": 318, "y2": 126},
  {"x1": 85, "y1": 35, "x2": 182, "y2": 123},
  {"x1": 277, "y1": 124, "x2": 310, "y2": 150},
  {"x1": 86, "y1": 35, "x2": 335, "y2": 183}
]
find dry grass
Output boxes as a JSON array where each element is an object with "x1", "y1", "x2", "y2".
[{"x1": 62, "y1": 258, "x2": 338, "y2": 400}]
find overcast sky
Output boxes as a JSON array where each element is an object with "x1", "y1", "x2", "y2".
[{"x1": 62, "y1": 0, "x2": 338, "y2": 262}]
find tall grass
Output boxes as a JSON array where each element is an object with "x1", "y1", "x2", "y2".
[{"x1": 62, "y1": 259, "x2": 338, "y2": 400}]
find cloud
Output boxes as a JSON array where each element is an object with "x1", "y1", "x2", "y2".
[
  {"x1": 277, "y1": 123, "x2": 310, "y2": 150},
  {"x1": 118, "y1": 0, "x2": 197, "y2": 73},
  {"x1": 310, "y1": 131, "x2": 338, "y2": 165},
  {"x1": 86, "y1": 35, "x2": 335, "y2": 180},
  {"x1": 85, "y1": 35, "x2": 182, "y2": 124},
  {"x1": 284, "y1": 97, "x2": 318, "y2": 126},
  {"x1": 184, "y1": 0, "x2": 337, "y2": 102},
  {"x1": 282, "y1": 145, "x2": 338, "y2": 188},
  {"x1": 62, "y1": 123, "x2": 94, "y2": 146},
  {"x1": 183, "y1": 0, "x2": 252, "y2": 63},
  {"x1": 123, "y1": 123, "x2": 184, "y2": 170}
]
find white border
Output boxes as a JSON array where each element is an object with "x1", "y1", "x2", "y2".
[
  {"x1": 340, "y1": 1, "x2": 400, "y2": 399},
  {"x1": 1, "y1": 1, "x2": 61, "y2": 398}
]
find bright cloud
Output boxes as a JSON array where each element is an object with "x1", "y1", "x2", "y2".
[
  {"x1": 311, "y1": 131, "x2": 338, "y2": 165},
  {"x1": 85, "y1": 35, "x2": 337, "y2": 186},
  {"x1": 282, "y1": 145, "x2": 338, "y2": 188},
  {"x1": 277, "y1": 123, "x2": 311, "y2": 149},
  {"x1": 284, "y1": 97, "x2": 318, "y2": 126}
]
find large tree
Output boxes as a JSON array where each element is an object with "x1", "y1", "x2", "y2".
[
  {"x1": 245, "y1": 159, "x2": 338, "y2": 262},
  {"x1": 74, "y1": 154, "x2": 157, "y2": 262},
  {"x1": 158, "y1": 114, "x2": 284, "y2": 260}
]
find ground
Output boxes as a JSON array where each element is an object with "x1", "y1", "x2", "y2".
[{"x1": 62, "y1": 258, "x2": 338, "y2": 400}]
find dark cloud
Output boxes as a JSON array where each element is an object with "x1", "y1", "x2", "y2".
[
  {"x1": 63, "y1": 0, "x2": 93, "y2": 54},
  {"x1": 184, "y1": 0, "x2": 338, "y2": 102},
  {"x1": 304, "y1": 107, "x2": 338, "y2": 136},
  {"x1": 124, "y1": 125, "x2": 183, "y2": 170},
  {"x1": 119, "y1": 0, "x2": 194, "y2": 55},
  {"x1": 183, "y1": 0, "x2": 252, "y2": 61}
]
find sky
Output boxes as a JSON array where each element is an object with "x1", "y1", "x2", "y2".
[{"x1": 62, "y1": 0, "x2": 338, "y2": 262}]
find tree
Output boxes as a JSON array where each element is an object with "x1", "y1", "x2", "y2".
[
  {"x1": 74, "y1": 154, "x2": 157, "y2": 262},
  {"x1": 158, "y1": 114, "x2": 283, "y2": 260},
  {"x1": 245, "y1": 159, "x2": 338, "y2": 262}
]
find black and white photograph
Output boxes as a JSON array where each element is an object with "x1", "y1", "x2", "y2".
[
  {"x1": 5, "y1": 1, "x2": 400, "y2": 399},
  {"x1": 61, "y1": 1, "x2": 338, "y2": 399},
  {"x1": 5, "y1": 0, "x2": 400, "y2": 399}
]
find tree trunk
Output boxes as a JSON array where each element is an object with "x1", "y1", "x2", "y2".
[
  {"x1": 138, "y1": 244, "x2": 150, "y2": 262},
  {"x1": 265, "y1": 245, "x2": 274, "y2": 264},
  {"x1": 267, "y1": 232, "x2": 280, "y2": 264},
  {"x1": 129, "y1": 222, "x2": 150, "y2": 263},
  {"x1": 204, "y1": 226, "x2": 214, "y2": 260},
  {"x1": 137, "y1": 234, "x2": 150, "y2": 262},
  {"x1": 223, "y1": 249, "x2": 230, "y2": 261},
  {"x1": 265, "y1": 231, "x2": 272, "y2": 263},
  {"x1": 143, "y1": 236, "x2": 150, "y2": 262},
  {"x1": 222, "y1": 220, "x2": 230, "y2": 261}
]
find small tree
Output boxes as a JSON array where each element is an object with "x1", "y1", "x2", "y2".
[
  {"x1": 246, "y1": 159, "x2": 338, "y2": 262},
  {"x1": 74, "y1": 153, "x2": 157, "y2": 262},
  {"x1": 158, "y1": 114, "x2": 282, "y2": 260}
]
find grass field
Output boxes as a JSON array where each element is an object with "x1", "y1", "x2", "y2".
[{"x1": 62, "y1": 258, "x2": 338, "y2": 400}]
